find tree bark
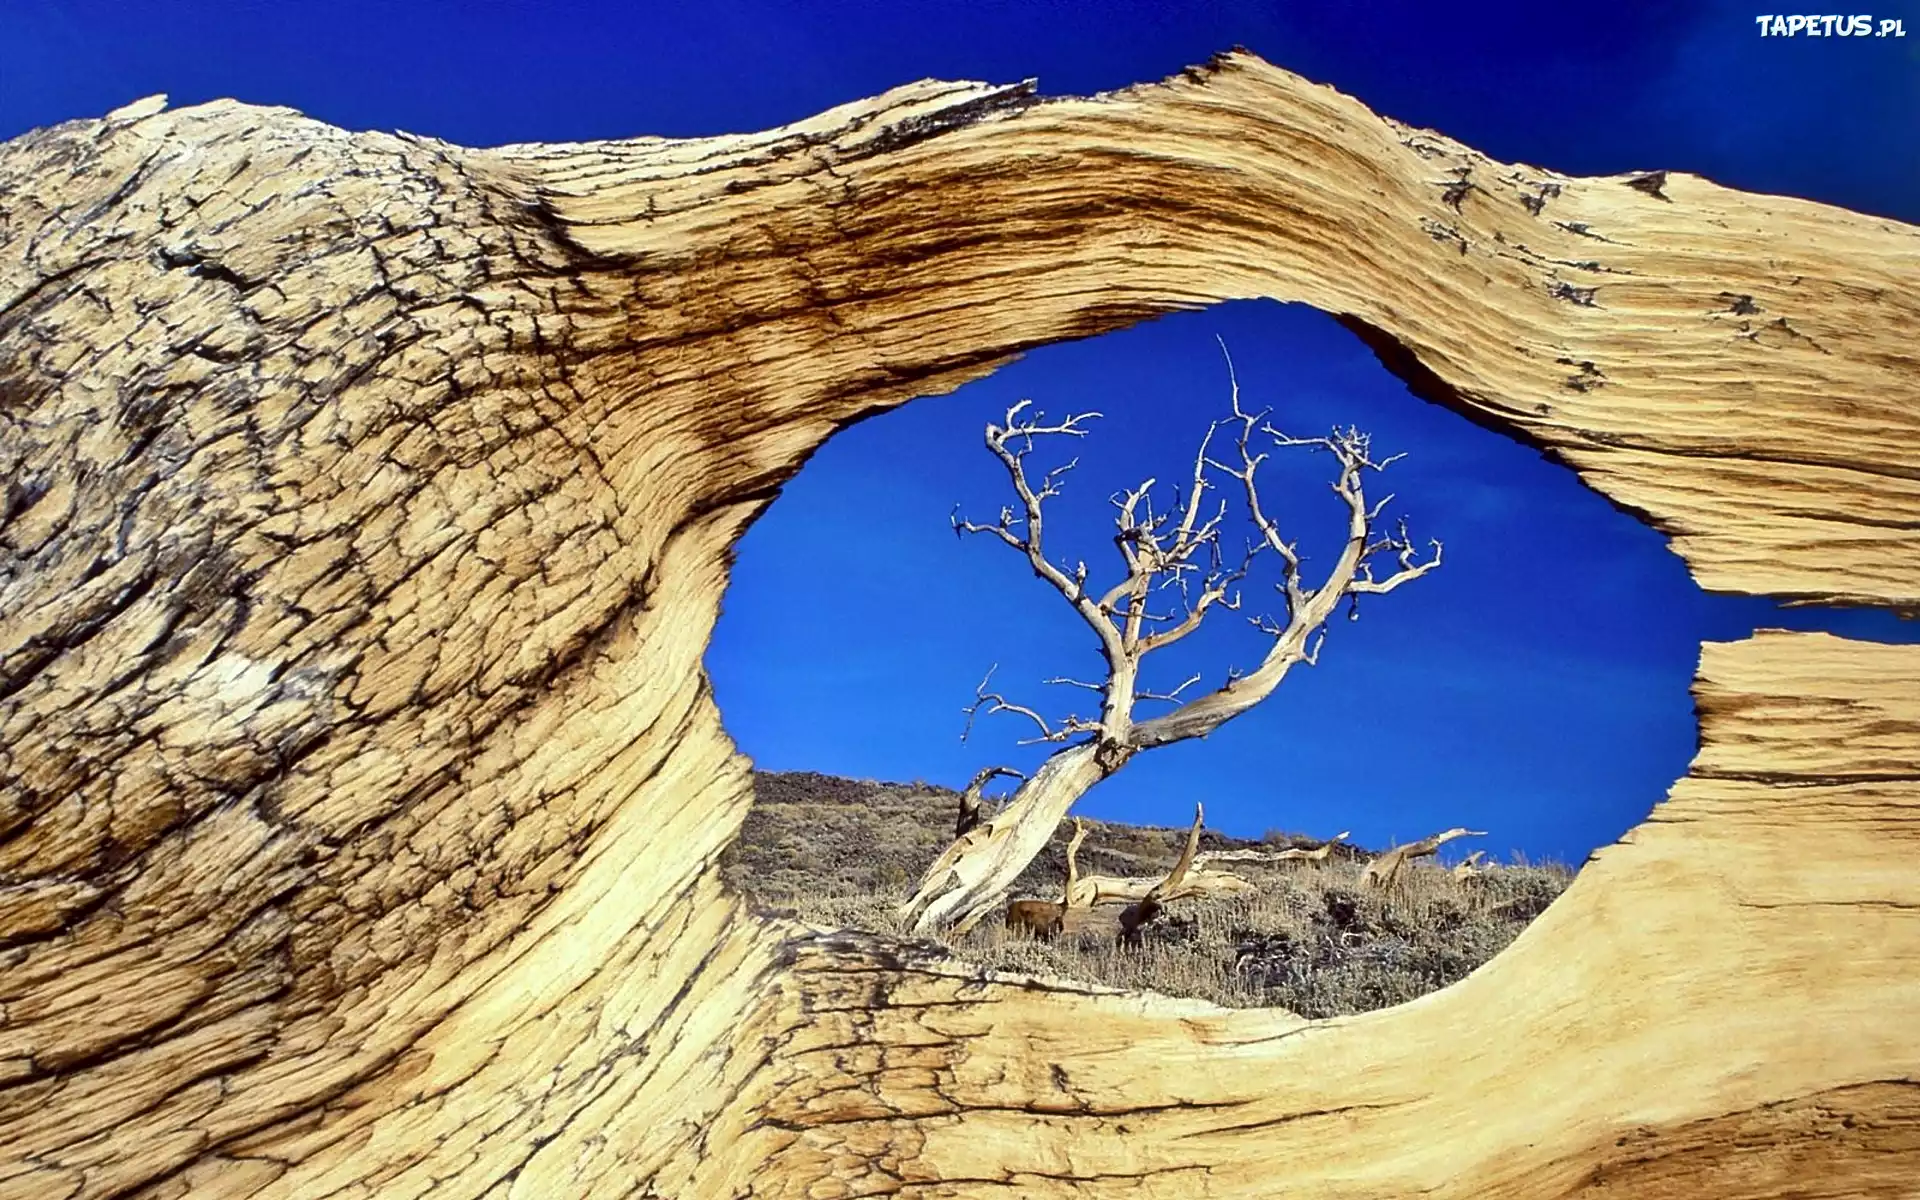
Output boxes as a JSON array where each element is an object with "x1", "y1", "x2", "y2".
[
  {"x1": 2, "y1": 54, "x2": 1916, "y2": 1198},
  {"x1": 903, "y1": 739, "x2": 1109, "y2": 933}
]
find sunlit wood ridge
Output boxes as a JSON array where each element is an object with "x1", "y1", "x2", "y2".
[{"x1": 1, "y1": 49, "x2": 1915, "y2": 1198}]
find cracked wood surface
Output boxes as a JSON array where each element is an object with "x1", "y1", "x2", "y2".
[{"x1": 1, "y1": 50, "x2": 1916, "y2": 1198}]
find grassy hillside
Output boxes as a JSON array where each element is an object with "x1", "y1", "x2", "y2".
[{"x1": 722, "y1": 770, "x2": 1574, "y2": 1017}]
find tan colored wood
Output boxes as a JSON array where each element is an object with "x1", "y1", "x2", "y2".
[
  {"x1": 1, "y1": 52, "x2": 1915, "y2": 1198},
  {"x1": 1269, "y1": 829, "x2": 1351, "y2": 863},
  {"x1": 1007, "y1": 811, "x2": 1250, "y2": 939},
  {"x1": 1362, "y1": 827, "x2": 1485, "y2": 890}
]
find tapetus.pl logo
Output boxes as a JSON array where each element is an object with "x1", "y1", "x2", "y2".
[{"x1": 1754, "y1": 13, "x2": 1907, "y2": 35}]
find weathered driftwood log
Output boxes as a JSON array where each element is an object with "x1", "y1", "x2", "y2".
[
  {"x1": 2, "y1": 50, "x2": 1917, "y2": 1199},
  {"x1": 1073, "y1": 865, "x2": 1256, "y2": 903}
]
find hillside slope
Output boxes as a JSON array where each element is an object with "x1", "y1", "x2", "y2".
[
  {"x1": 724, "y1": 770, "x2": 1568, "y2": 1016},
  {"x1": 721, "y1": 768, "x2": 1353, "y2": 896}
]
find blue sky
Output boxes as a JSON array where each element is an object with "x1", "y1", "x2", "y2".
[{"x1": 4, "y1": 1, "x2": 1914, "y2": 863}]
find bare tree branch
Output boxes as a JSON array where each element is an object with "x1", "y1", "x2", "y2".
[
  {"x1": 1270, "y1": 830, "x2": 1351, "y2": 864},
  {"x1": 1062, "y1": 817, "x2": 1091, "y2": 908},
  {"x1": 950, "y1": 402, "x2": 1128, "y2": 667},
  {"x1": 1134, "y1": 673, "x2": 1203, "y2": 704},
  {"x1": 1129, "y1": 342, "x2": 1441, "y2": 751},
  {"x1": 961, "y1": 666, "x2": 1101, "y2": 746},
  {"x1": 1452, "y1": 849, "x2": 1489, "y2": 881},
  {"x1": 1349, "y1": 515, "x2": 1444, "y2": 595}
]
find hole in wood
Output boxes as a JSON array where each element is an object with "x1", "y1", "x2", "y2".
[{"x1": 710, "y1": 299, "x2": 1918, "y2": 1016}]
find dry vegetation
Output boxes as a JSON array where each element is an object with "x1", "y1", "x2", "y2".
[{"x1": 724, "y1": 771, "x2": 1575, "y2": 1017}]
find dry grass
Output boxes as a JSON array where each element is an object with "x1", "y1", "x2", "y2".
[{"x1": 725, "y1": 770, "x2": 1575, "y2": 1017}]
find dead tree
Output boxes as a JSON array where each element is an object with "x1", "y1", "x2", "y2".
[
  {"x1": 1272, "y1": 830, "x2": 1351, "y2": 865},
  {"x1": 1452, "y1": 850, "x2": 1489, "y2": 881},
  {"x1": 955, "y1": 765, "x2": 1024, "y2": 838},
  {"x1": 1362, "y1": 828, "x2": 1487, "y2": 891},
  {"x1": 900, "y1": 355, "x2": 1441, "y2": 934}
]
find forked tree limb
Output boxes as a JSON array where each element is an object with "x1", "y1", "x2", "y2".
[
  {"x1": 955, "y1": 765, "x2": 1024, "y2": 838},
  {"x1": 1130, "y1": 371, "x2": 1441, "y2": 749}
]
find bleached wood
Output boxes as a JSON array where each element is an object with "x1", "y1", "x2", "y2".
[
  {"x1": 954, "y1": 764, "x2": 1022, "y2": 838},
  {"x1": 1362, "y1": 827, "x2": 1487, "y2": 890},
  {"x1": 1270, "y1": 830, "x2": 1352, "y2": 863},
  {"x1": 1007, "y1": 812, "x2": 1251, "y2": 938},
  {"x1": 1073, "y1": 867, "x2": 1256, "y2": 902},
  {"x1": 1118, "y1": 802, "x2": 1209, "y2": 937},
  {"x1": 1, "y1": 50, "x2": 1916, "y2": 1199},
  {"x1": 904, "y1": 352, "x2": 1438, "y2": 934}
]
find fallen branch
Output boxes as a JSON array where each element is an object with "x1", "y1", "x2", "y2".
[
  {"x1": 1362, "y1": 827, "x2": 1486, "y2": 890},
  {"x1": 1119, "y1": 804, "x2": 1209, "y2": 940},
  {"x1": 1270, "y1": 830, "x2": 1352, "y2": 864},
  {"x1": 1452, "y1": 850, "x2": 1488, "y2": 880},
  {"x1": 1006, "y1": 806, "x2": 1253, "y2": 939}
]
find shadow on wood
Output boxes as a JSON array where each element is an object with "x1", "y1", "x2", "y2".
[{"x1": 1, "y1": 50, "x2": 1916, "y2": 1198}]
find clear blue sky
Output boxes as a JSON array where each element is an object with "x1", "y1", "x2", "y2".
[{"x1": 4, "y1": 1, "x2": 1914, "y2": 863}]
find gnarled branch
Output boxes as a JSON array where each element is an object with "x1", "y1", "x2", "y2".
[
  {"x1": 961, "y1": 665, "x2": 1103, "y2": 746},
  {"x1": 955, "y1": 766, "x2": 1025, "y2": 838},
  {"x1": 1271, "y1": 830, "x2": 1352, "y2": 864},
  {"x1": 1131, "y1": 344, "x2": 1441, "y2": 750},
  {"x1": 1119, "y1": 802, "x2": 1208, "y2": 939},
  {"x1": 1362, "y1": 827, "x2": 1488, "y2": 890}
]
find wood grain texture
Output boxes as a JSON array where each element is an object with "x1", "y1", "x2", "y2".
[{"x1": 0, "y1": 52, "x2": 1915, "y2": 1198}]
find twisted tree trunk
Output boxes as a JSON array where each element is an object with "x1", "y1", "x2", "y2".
[{"x1": 2, "y1": 55, "x2": 1916, "y2": 1198}]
